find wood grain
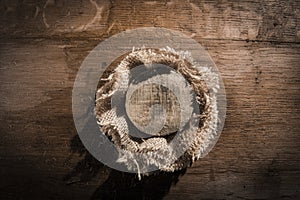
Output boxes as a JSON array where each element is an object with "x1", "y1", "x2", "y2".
[
  {"x1": 1, "y1": 0, "x2": 300, "y2": 42},
  {"x1": 0, "y1": 0, "x2": 300, "y2": 200}
]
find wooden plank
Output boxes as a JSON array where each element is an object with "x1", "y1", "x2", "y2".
[
  {"x1": 0, "y1": 38, "x2": 299, "y2": 199},
  {"x1": 0, "y1": 0, "x2": 299, "y2": 43}
]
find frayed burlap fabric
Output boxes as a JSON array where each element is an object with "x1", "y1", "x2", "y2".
[{"x1": 95, "y1": 47, "x2": 219, "y2": 175}]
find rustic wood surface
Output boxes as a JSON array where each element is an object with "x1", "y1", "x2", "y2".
[{"x1": 0, "y1": 0, "x2": 300, "y2": 199}]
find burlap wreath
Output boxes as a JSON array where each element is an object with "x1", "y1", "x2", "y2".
[{"x1": 95, "y1": 47, "x2": 219, "y2": 175}]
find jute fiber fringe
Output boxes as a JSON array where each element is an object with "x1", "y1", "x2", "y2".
[{"x1": 95, "y1": 47, "x2": 219, "y2": 175}]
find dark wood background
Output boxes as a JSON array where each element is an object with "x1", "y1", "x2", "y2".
[{"x1": 0, "y1": 0, "x2": 299, "y2": 199}]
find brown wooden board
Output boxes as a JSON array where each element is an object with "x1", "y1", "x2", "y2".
[{"x1": 0, "y1": 0, "x2": 300, "y2": 199}]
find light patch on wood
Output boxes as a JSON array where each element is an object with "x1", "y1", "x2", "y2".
[
  {"x1": 42, "y1": 0, "x2": 55, "y2": 28},
  {"x1": 75, "y1": 0, "x2": 104, "y2": 32}
]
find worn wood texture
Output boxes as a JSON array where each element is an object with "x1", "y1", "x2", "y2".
[{"x1": 0, "y1": 0, "x2": 300, "y2": 200}]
